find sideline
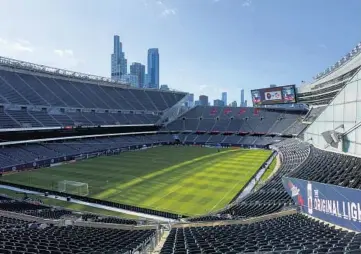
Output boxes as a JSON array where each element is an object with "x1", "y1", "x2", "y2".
[{"x1": 0, "y1": 184, "x2": 176, "y2": 223}]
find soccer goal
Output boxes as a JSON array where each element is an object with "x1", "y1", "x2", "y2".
[{"x1": 58, "y1": 180, "x2": 89, "y2": 196}]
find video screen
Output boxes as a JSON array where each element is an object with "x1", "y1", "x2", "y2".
[{"x1": 251, "y1": 85, "x2": 297, "y2": 106}]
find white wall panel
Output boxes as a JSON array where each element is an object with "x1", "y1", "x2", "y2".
[
  {"x1": 323, "y1": 105, "x2": 333, "y2": 122},
  {"x1": 357, "y1": 102, "x2": 361, "y2": 122},
  {"x1": 357, "y1": 80, "x2": 361, "y2": 102},
  {"x1": 333, "y1": 104, "x2": 344, "y2": 122},
  {"x1": 344, "y1": 80, "x2": 358, "y2": 103},
  {"x1": 344, "y1": 102, "x2": 357, "y2": 122},
  {"x1": 333, "y1": 89, "x2": 345, "y2": 105}
]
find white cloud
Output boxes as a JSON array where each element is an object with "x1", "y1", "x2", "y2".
[
  {"x1": 242, "y1": 0, "x2": 252, "y2": 7},
  {"x1": 12, "y1": 42, "x2": 33, "y2": 52},
  {"x1": 53, "y1": 49, "x2": 83, "y2": 69},
  {"x1": 54, "y1": 49, "x2": 74, "y2": 57},
  {"x1": 318, "y1": 44, "x2": 327, "y2": 49},
  {"x1": 0, "y1": 38, "x2": 34, "y2": 54},
  {"x1": 0, "y1": 38, "x2": 7, "y2": 45},
  {"x1": 161, "y1": 8, "x2": 176, "y2": 16}
]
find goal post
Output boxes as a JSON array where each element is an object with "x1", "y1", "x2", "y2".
[{"x1": 58, "y1": 180, "x2": 89, "y2": 196}]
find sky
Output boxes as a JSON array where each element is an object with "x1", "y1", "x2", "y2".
[{"x1": 0, "y1": 0, "x2": 360, "y2": 106}]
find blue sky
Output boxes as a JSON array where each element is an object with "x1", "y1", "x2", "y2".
[{"x1": 0, "y1": 0, "x2": 360, "y2": 105}]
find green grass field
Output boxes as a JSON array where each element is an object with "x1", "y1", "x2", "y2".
[{"x1": 2, "y1": 146, "x2": 271, "y2": 216}]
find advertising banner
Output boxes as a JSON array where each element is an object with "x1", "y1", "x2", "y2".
[{"x1": 282, "y1": 176, "x2": 361, "y2": 232}]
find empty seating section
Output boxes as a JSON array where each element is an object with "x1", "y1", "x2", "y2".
[
  {"x1": 28, "y1": 111, "x2": 59, "y2": 127},
  {"x1": 288, "y1": 146, "x2": 361, "y2": 189},
  {"x1": 0, "y1": 111, "x2": 20, "y2": 128},
  {"x1": 0, "y1": 68, "x2": 186, "y2": 129},
  {"x1": 0, "y1": 213, "x2": 156, "y2": 254},
  {"x1": 177, "y1": 134, "x2": 281, "y2": 147},
  {"x1": 161, "y1": 214, "x2": 361, "y2": 254},
  {"x1": 0, "y1": 110, "x2": 161, "y2": 128},
  {"x1": 0, "y1": 134, "x2": 175, "y2": 169},
  {"x1": 6, "y1": 110, "x2": 42, "y2": 128},
  {"x1": 1, "y1": 71, "x2": 48, "y2": 106},
  {"x1": 167, "y1": 106, "x2": 307, "y2": 136}
]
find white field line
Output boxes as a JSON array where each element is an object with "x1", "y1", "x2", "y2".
[{"x1": 207, "y1": 173, "x2": 247, "y2": 214}]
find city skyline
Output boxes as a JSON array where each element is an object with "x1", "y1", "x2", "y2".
[{"x1": 0, "y1": 0, "x2": 360, "y2": 104}]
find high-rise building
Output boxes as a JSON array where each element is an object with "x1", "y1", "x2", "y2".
[
  {"x1": 111, "y1": 35, "x2": 127, "y2": 81},
  {"x1": 199, "y1": 95, "x2": 208, "y2": 106},
  {"x1": 221, "y1": 92, "x2": 227, "y2": 106},
  {"x1": 120, "y1": 74, "x2": 138, "y2": 88},
  {"x1": 147, "y1": 48, "x2": 159, "y2": 89},
  {"x1": 160, "y1": 84, "x2": 169, "y2": 90},
  {"x1": 130, "y1": 62, "x2": 145, "y2": 88},
  {"x1": 244, "y1": 100, "x2": 248, "y2": 107},
  {"x1": 214, "y1": 99, "x2": 225, "y2": 107},
  {"x1": 195, "y1": 100, "x2": 200, "y2": 106},
  {"x1": 188, "y1": 93, "x2": 194, "y2": 107},
  {"x1": 240, "y1": 89, "x2": 245, "y2": 107},
  {"x1": 144, "y1": 73, "x2": 150, "y2": 88},
  {"x1": 231, "y1": 101, "x2": 237, "y2": 107}
]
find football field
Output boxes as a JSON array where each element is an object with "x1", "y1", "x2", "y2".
[{"x1": 2, "y1": 146, "x2": 271, "y2": 216}]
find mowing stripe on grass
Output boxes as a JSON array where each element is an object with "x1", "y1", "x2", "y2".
[
  {"x1": 93, "y1": 149, "x2": 238, "y2": 200},
  {"x1": 2, "y1": 146, "x2": 271, "y2": 216}
]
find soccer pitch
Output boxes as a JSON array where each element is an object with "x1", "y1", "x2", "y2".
[{"x1": 2, "y1": 146, "x2": 271, "y2": 216}]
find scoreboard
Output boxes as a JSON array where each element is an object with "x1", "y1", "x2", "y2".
[{"x1": 251, "y1": 85, "x2": 297, "y2": 106}]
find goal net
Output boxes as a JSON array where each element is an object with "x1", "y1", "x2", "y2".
[{"x1": 58, "y1": 180, "x2": 89, "y2": 196}]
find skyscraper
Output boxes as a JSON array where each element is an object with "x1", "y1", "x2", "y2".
[
  {"x1": 241, "y1": 89, "x2": 245, "y2": 107},
  {"x1": 144, "y1": 74, "x2": 150, "y2": 88},
  {"x1": 111, "y1": 35, "x2": 127, "y2": 81},
  {"x1": 199, "y1": 95, "x2": 208, "y2": 106},
  {"x1": 130, "y1": 62, "x2": 145, "y2": 88},
  {"x1": 231, "y1": 101, "x2": 237, "y2": 107},
  {"x1": 147, "y1": 48, "x2": 159, "y2": 89},
  {"x1": 120, "y1": 74, "x2": 138, "y2": 87},
  {"x1": 221, "y1": 92, "x2": 227, "y2": 106},
  {"x1": 214, "y1": 99, "x2": 225, "y2": 107},
  {"x1": 188, "y1": 94, "x2": 194, "y2": 107}
]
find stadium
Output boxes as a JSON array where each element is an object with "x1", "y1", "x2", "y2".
[{"x1": 0, "y1": 36, "x2": 361, "y2": 254}]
